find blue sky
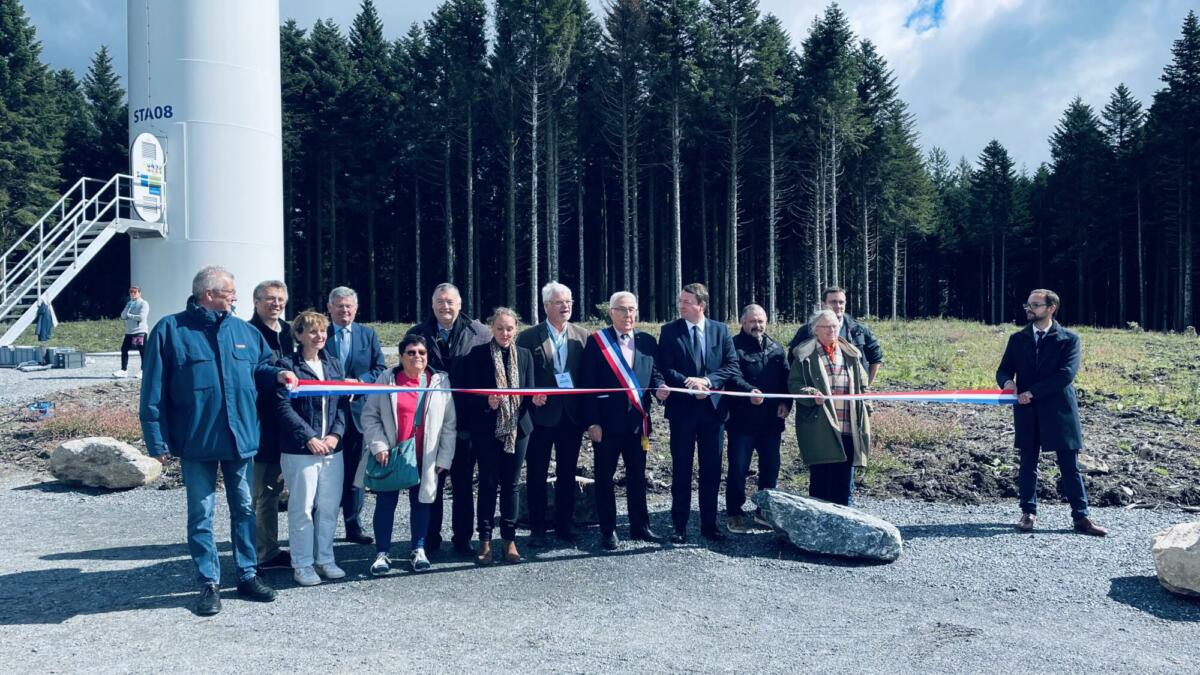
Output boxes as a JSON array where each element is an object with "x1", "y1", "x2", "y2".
[{"x1": 23, "y1": 0, "x2": 1195, "y2": 171}]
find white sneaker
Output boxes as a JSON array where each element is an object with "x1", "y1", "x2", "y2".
[
  {"x1": 410, "y1": 548, "x2": 431, "y2": 572},
  {"x1": 113, "y1": 370, "x2": 128, "y2": 378},
  {"x1": 369, "y1": 553, "x2": 391, "y2": 576},
  {"x1": 293, "y1": 566, "x2": 321, "y2": 586},
  {"x1": 315, "y1": 562, "x2": 346, "y2": 580}
]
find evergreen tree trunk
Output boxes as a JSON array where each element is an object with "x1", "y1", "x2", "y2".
[
  {"x1": 547, "y1": 104, "x2": 559, "y2": 282},
  {"x1": 465, "y1": 105, "x2": 475, "y2": 317},
  {"x1": 632, "y1": 153, "x2": 640, "y2": 301},
  {"x1": 1118, "y1": 200, "x2": 1125, "y2": 323},
  {"x1": 647, "y1": 169, "x2": 657, "y2": 321},
  {"x1": 414, "y1": 177, "x2": 422, "y2": 318},
  {"x1": 530, "y1": 72, "x2": 541, "y2": 321},
  {"x1": 366, "y1": 209, "x2": 376, "y2": 319},
  {"x1": 699, "y1": 161, "x2": 710, "y2": 288},
  {"x1": 671, "y1": 98, "x2": 683, "y2": 304},
  {"x1": 1137, "y1": 181, "x2": 1145, "y2": 328},
  {"x1": 601, "y1": 164, "x2": 609, "y2": 301},
  {"x1": 316, "y1": 157, "x2": 326, "y2": 297},
  {"x1": 444, "y1": 133, "x2": 454, "y2": 283},
  {"x1": 331, "y1": 163, "x2": 340, "y2": 283},
  {"x1": 577, "y1": 162, "x2": 585, "y2": 311},
  {"x1": 506, "y1": 132, "x2": 517, "y2": 308},
  {"x1": 727, "y1": 111, "x2": 740, "y2": 321},
  {"x1": 829, "y1": 119, "x2": 840, "y2": 287},
  {"x1": 767, "y1": 117, "x2": 777, "y2": 321},
  {"x1": 621, "y1": 95, "x2": 632, "y2": 290},
  {"x1": 861, "y1": 201, "x2": 869, "y2": 318}
]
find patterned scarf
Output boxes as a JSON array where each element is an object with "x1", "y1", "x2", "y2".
[{"x1": 490, "y1": 341, "x2": 521, "y2": 453}]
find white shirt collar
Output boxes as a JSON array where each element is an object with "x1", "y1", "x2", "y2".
[{"x1": 684, "y1": 317, "x2": 706, "y2": 333}]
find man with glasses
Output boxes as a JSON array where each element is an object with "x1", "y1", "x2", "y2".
[
  {"x1": 248, "y1": 280, "x2": 293, "y2": 571},
  {"x1": 788, "y1": 286, "x2": 883, "y2": 385},
  {"x1": 516, "y1": 282, "x2": 590, "y2": 546},
  {"x1": 139, "y1": 266, "x2": 298, "y2": 616},
  {"x1": 996, "y1": 289, "x2": 1107, "y2": 537}
]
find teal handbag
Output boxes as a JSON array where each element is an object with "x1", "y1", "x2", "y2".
[{"x1": 364, "y1": 372, "x2": 428, "y2": 492}]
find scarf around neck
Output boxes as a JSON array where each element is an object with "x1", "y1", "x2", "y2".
[{"x1": 490, "y1": 341, "x2": 521, "y2": 453}]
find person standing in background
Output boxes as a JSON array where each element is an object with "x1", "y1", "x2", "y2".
[{"x1": 115, "y1": 285, "x2": 149, "y2": 378}]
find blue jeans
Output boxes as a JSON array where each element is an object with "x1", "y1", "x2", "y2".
[
  {"x1": 1017, "y1": 446, "x2": 1089, "y2": 520},
  {"x1": 181, "y1": 457, "x2": 257, "y2": 585},
  {"x1": 373, "y1": 486, "x2": 432, "y2": 553},
  {"x1": 726, "y1": 431, "x2": 782, "y2": 516}
]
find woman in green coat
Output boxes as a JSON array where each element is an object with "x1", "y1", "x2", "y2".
[{"x1": 787, "y1": 309, "x2": 872, "y2": 506}]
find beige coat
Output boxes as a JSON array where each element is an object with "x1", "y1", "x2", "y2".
[
  {"x1": 358, "y1": 368, "x2": 456, "y2": 503},
  {"x1": 787, "y1": 337, "x2": 872, "y2": 467}
]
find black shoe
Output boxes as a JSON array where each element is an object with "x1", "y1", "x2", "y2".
[
  {"x1": 453, "y1": 540, "x2": 475, "y2": 557},
  {"x1": 259, "y1": 550, "x2": 291, "y2": 570},
  {"x1": 425, "y1": 536, "x2": 443, "y2": 554},
  {"x1": 195, "y1": 583, "x2": 221, "y2": 616},
  {"x1": 236, "y1": 576, "x2": 277, "y2": 602},
  {"x1": 554, "y1": 528, "x2": 577, "y2": 543},
  {"x1": 528, "y1": 531, "x2": 548, "y2": 549},
  {"x1": 669, "y1": 531, "x2": 688, "y2": 545},
  {"x1": 344, "y1": 525, "x2": 374, "y2": 545},
  {"x1": 631, "y1": 527, "x2": 663, "y2": 543},
  {"x1": 601, "y1": 532, "x2": 619, "y2": 550},
  {"x1": 701, "y1": 527, "x2": 727, "y2": 542}
]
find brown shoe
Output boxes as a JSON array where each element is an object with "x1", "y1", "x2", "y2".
[
  {"x1": 475, "y1": 539, "x2": 494, "y2": 566},
  {"x1": 1073, "y1": 517, "x2": 1108, "y2": 537},
  {"x1": 502, "y1": 539, "x2": 523, "y2": 564},
  {"x1": 1016, "y1": 513, "x2": 1037, "y2": 531}
]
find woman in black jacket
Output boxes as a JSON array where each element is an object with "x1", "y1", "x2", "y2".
[
  {"x1": 457, "y1": 307, "x2": 542, "y2": 565},
  {"x1": 275, "y1": 310, "x2": 349, "y2": 587}
]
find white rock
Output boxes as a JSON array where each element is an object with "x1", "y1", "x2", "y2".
[
  {"x1": 1077, "y1": 453, "x2": 1110, "y2": 475},
  {"x1": 50, "y1": 437, "x2": 161, "y2": 489},
  {"x1": 753, "y1": 489, "x2": 903, "y2": 562},
  {"x1": 1152, "y1": 521, "x2": 1200, "y2": 597}
]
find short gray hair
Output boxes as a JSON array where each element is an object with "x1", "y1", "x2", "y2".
[
  {"x1": 808, "y1": 308, "x2": 840, "y2": 330},
  {"x1": 253, "y1": 279, "x2": 288, "y2": 301},
  {"x1": 609, "y1": 291, "x2": 636, "y2": 308},
  {"x1": 542, "y1": 281, "x2": 572, "y2": 303},
  {"x1": 192, "y1": 265, "x2": 233, "y2": 299},
  {"x1": 328, "y1": 286, "x2": 357, "y2": 305},
  {"x1": 431, "y1": 282, "x2": 461, "y2": 303},
  {"x1": 741, "y1": 303, "x2": 766, "y2": 321}
]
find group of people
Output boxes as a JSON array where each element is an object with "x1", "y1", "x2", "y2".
[{"x1": 138, "y1": 265, "x2": 1105, "y2": 618}]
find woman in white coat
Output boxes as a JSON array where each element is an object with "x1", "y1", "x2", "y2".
[{"x1": 360, "y1": 334, "x2": 456, "y2": 574}]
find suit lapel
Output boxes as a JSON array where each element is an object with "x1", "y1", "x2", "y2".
[{"x1": 539, "y1": 323, "x2": 555, "y2": 369}]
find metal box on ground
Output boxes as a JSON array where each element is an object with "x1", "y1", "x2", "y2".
[{"x1": 54, "y1": 350, "x2": 85, "y2": 369}]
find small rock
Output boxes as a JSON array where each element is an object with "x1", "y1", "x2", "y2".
[
  {"x1": 1076, "y1": 453, "x2": 1110, "y2": 475},
  {"x1": 752, "y1": 489, "x2": 903, "y2": 562},
  {"x1": 517, "y1": 475, "x2": 598, "y2": 526},
  {"x1": 50, "y1": 437, "x2": 161, "y2": 489},
  {"x1": 1152, "y1": 522, "x2": 1200, "y2": 597},
  {"x1": 1120, "y1": 485, "x2": 1135, "y2": 498}
]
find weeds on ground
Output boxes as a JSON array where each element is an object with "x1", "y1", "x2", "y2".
[
  {"x1": 36, "y1": 404, "x2": 144, "y2": 445},
  {"x1": 871, "y1": 406, "x2": 963, "y2": 449}
]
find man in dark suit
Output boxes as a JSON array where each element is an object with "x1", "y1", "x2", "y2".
[
  {"x1": 788, "y1": 286, "x2": 883, "y2": 384},
  {"x1": 996, "y1": 289, "x2": 1106, "y2": 536},
  {"x1": 324, "y1": 286, "x2": 387, "y2": 545},
  {"x1": 404, "y1": 282, "x2": 490, "y2": 556},
  {"x1": 581, "y1": 291, "x2": 669, "y2": 551},
  {"x1": 656, "y1": 283, "x2": 740, "y2": 543},
  {"x1": 516, "y1": 282, "x2": 590, "y2": 546}
]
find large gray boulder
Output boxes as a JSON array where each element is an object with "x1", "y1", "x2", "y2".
[
  {"x1": 50, "y1": 437, "x2": 161, "y2": 489},
  {"x1": 1152, "y1": 521, "x2": 1200, "y2": 597},
  {"x1": 752, "y1": 489, "x2": 903, "y2": 562},
  {"x1": 517, "y1": 475, "x2": 598, "y2": 526}
]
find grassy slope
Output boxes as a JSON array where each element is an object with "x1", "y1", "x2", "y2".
[{"x1": 20, "y1": 317, "x2": 1200, "y2": 418}]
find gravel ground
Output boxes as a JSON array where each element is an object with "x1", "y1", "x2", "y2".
[
  {"x1": 0, "y1": 353, "x2": 138, "y2": 409},
  {"x1": 0, "y1": 467, "x2": 1197, "y2": 673}
]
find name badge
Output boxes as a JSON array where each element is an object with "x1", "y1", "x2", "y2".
[{"x1": 555, "y1": 372, "x2": 575, "y2": 389}]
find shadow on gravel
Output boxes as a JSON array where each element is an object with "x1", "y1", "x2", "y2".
[
  {"x1": 27, "y1": 376, "x2": 117, "y2": 382},
  {"x1": 1108, "y1": 576, "x2": 1200, "y2": 622},
  {"x1": 898, "y1": 522, "x2": 1074, "y2": 539},
  {"x1": 41, "y1": 542, "x2": 204, "y2": 562},
  {"x1": 14, "y1": 481, "x2": 134, "y2": 496}
]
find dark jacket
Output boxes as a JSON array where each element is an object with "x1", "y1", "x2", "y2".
[
  {"x1": 274, "y1": 350, "x2": 349, "y2": 455},
  {"x1": 721, "y1": 331, "x2": 790, "y2": 434},
  {"x1": 515, "y1": 321, "x2": 590, "y2": 428},
  {"x1": 995, "y1": 321, "x2": 1084, "y2": 451},
  {"x1": 656, "y1": 318, "x2": 740, "y2": 422},
  {"x1": 139, "y1": 296, "x2": 283, "y2": 461},
  {"x1": 36, "y1": 302, "x2": 53, "y2": 342},
  {"x1": 405, "y1": 314, "x2": 490, "y2": 375},
  {"x1": 580, "y1": 327, "x2": 665, "y2": 435},
  {"x1": 457, "y1": 341, "x2": 536, "y2": 443},
  {"x1": 788, "y1": 314, "x2": 883, "y2": 366},
  {"x1": 321, "y1": 321, "x2": 386, "y2": 431},
  {"x1": 250, "y1": 314, "x2": 292, "y2": 464}
]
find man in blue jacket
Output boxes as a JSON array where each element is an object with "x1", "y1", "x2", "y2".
[
  {"x1": 657, "y1": 283, "x2": 740, "y2": 543},
  {"x1": 996, "y1": 289, "x2": 1106, "y2": 537},
  {"x1": 324, "y1": 286, "x2": 387, "y2": 545},
  {"x1": 140, "y1": 266, "x2": 298, "y2": 616}
]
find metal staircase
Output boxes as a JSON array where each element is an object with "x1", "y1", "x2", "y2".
[{"x1": 0, "y1": 174, "x2": 166, "y2": 346}]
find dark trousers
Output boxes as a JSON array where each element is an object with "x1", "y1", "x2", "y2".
[
  {"x1": 475, "y1": 434, "x2": 528, "y2": 541},
  {"x1": 429, "y1": 435, "x2": 478, "y2": 546},
  {"x1": 373, "y1": 485, "x2": 433, "y2": 554},
  {"x1": 726, "y1": 430, "x2": 782, "y2": 516},
  {"x1": 669, "y1": 413, "x2": 723, "y2": 532},
  {"x1": 339, "y1": 422, "x2": 365, "y2": 530},
  {"x1": 809, "y1": 433, "x2": 856, "y2": 506},
  {"x1": 525, "y1": 422, "x2": 584, "y2": 534},
  {"x1": 594, "y1": 431, "x2": 651, "y2": 537},
  {"x1": 1018, "y1": 446, "x2": 1089, "y2": 520},
  {"x1": 120, "y1": 333, "x2": 145, "y2": 371}
]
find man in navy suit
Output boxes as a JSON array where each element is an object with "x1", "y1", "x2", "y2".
[
  {"x1": 996, "y1": 289, "x2": 1107, "y2": 536},
  {"x1": 581, "y1": 291, "x2": 669, "y2": 550},
  {"x1": 324, "y1": 286, "x2": 387, "y2": 545},
  {"x1": 657, "y1": 283, "x2": 740, "y2": 543}
]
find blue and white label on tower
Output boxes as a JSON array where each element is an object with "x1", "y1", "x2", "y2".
[{"x1": 130, "y1": 132, "x2": 165, "y2": 223}]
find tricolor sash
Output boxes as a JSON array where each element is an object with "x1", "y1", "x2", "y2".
[{"x1": 593, "y1": 329, "x2": 650, "y2": 444}]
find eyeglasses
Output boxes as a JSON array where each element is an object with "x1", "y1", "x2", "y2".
[
  {"x1": 403, "y1": 350, "x2": 428, "y2": 357},
  {"x1": 611, "y1": 306, "x2": 637, "y2": 314},
  {"x1": 1022, "y1": 303, "x2": 1048, "y2": 310},
  {"x1": 814, "y1": 324, "x2": 839, "y2": 331}
]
